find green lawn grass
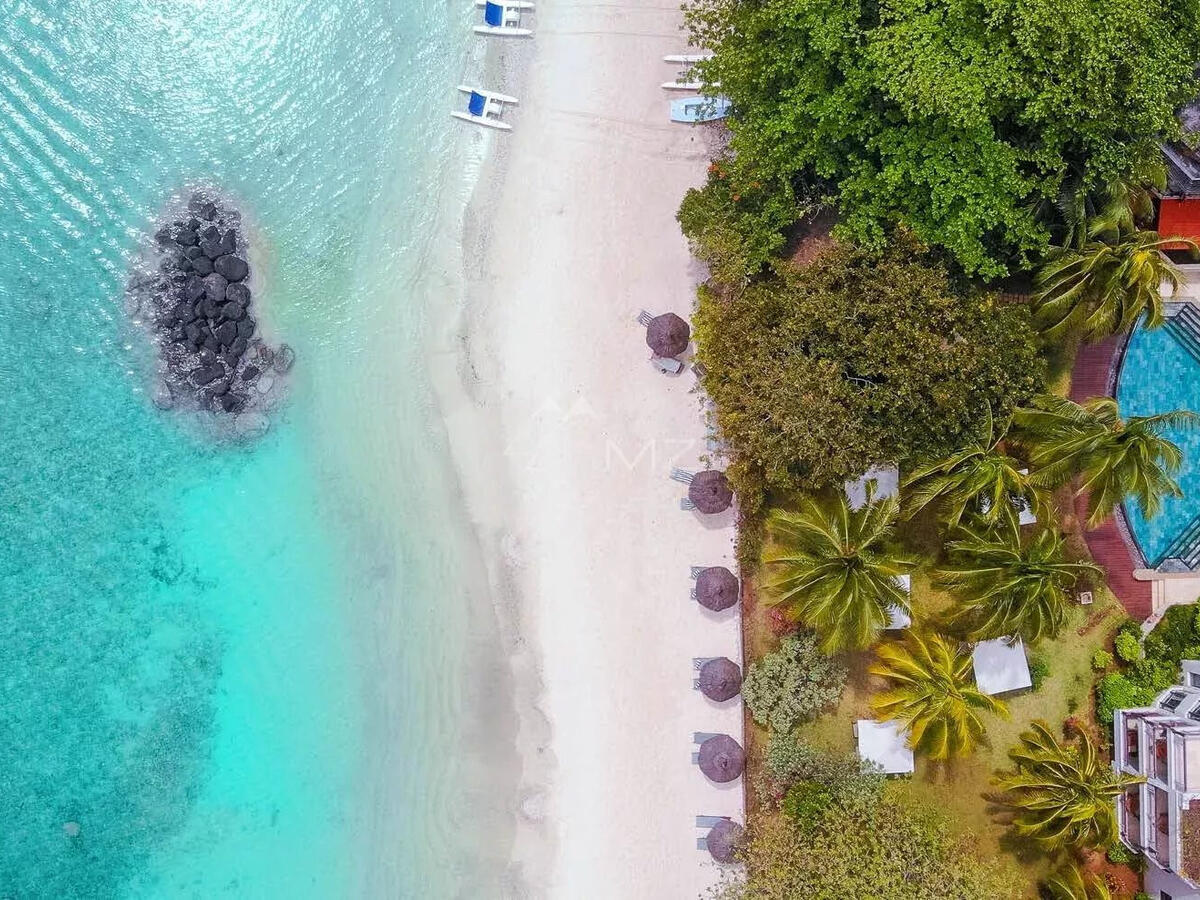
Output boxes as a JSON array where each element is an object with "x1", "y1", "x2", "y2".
[{"x1": 775, "y1": 570, "x2": 1126, "y2": 893}]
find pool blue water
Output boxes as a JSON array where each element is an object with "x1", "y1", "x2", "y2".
[
  {"x1": 0, "y1": 3, "x2": 512, "y2": 897},
  {"x1": 1116, "y1": 320, "x2": 1200, "y2": 564}
]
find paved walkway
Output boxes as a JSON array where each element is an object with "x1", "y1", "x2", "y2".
[{"x1": 1069, "y1": 337, "x2": 1153, "y2": 621}]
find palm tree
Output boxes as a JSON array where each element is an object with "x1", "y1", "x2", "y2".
[
  {"x1": 903, "y1": 407, "x2": 1044, "y2": 528},
  {"x1": 1014, "y1": 395, "x2": 1199, "y2": 526},
  {"x1": 762, "y1": 490, "x2": 914, "y2": 653},
  {"x1": 938, "y1": 518, "x2": 1101, "y2": 643},
  {"x1": 1033, "y1": 220, "x2": 1197, "y2": 340},
  {"x1": 1043, "y1": 863, "x2": 1113, "y2": 900},
  {"x1": 993, "y1": 721, "x2": 1143, "y2": 853},
  {"x1": 869, "y1": 631, "x2": 1007, "y2": 759}
]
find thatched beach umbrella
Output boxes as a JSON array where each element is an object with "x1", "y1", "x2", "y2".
[
  {"x1": 696, "y1": 566, "x2": 739, "y2": 611},
  {"x1": 688, "y1": 470, "x2": 733, "y2": 514},
  {"x1": 698, "y1": 734, "x2": 745, "y2": 783},
  {"x1": 705, "y1": 818, "x2": 744, "y2": 864},
  {"x1": 698, "y1": 657, "x2": 743, "y2": 701},
  {"x1": 645, "y1": 312, "x2": 690, "y2": 357}
]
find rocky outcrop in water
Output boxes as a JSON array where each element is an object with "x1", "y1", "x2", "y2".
[{"x1": 128, "y1": 191, "x2": 292, "y2": 432}]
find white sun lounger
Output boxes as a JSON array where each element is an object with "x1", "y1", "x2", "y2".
[{"x1": 652, "y1": 356, "x2": 684, "y2": 375}]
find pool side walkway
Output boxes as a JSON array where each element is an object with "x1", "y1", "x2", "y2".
[{"x1": 1070, "y1": 336, "x2": 1154, "y2": 621}]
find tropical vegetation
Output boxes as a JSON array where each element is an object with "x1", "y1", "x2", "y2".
[
  {"x1": 938, "y1": 520, "x2": 1102, "y2": 643},
  {"x1": 742, "y1": 632, "x2": 847, "y2": 733},
  {"x1": 1034, "y1": 224, "x2": 1197, "y2": 339},
  {"x1": 1043, "y1": 863, "x2": 1113, "y2": 900},
  {"x1": 761, "y1": 490, "x2": 913, "y2": 652},
  {"x1": 711, "y1": 741, "x2": 1019, "y2": 900},
  {"x1": 681, "y1": 0, "x2": 1200, "y2": 276},
  {"x1": 692, "y1": 238, "x2": 1043, "y2": 520},
  {"x1": 993, "y1": 721, "x2": 1143, "y2": 852},
  {"x1": 903, "y1": 407, "x2": 1042, "y2": 528},
  {"x1": 1015, "y1": 395, "x2": 1200, "y2": 526},
  {"x1": 869, "y1": 631, "x2": 1007, "y2": 758}
]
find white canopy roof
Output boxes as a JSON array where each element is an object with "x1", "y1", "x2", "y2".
[
  {"x1": 855, "y1": 719, "x2": 914, "y2": 774},
  {"x1": 973, "y1": 637, "x2": 1032, "y2": 696}
]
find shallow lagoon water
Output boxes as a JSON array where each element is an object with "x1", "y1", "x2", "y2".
[{"x1": 0, "y1": 2, "x2": 512, "y2": 896}]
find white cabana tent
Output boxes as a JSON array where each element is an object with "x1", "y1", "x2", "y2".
[
  {"x1": 972, "y1": 636, "x2": 1032, "y2": 696},
  {"x1": 845, "y1": 465, "x2": 899, "y2": 511},
  {"x1": 854, "y1": 719, "x2": 914, "y2": 774}
]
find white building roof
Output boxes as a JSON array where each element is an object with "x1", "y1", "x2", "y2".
[
  {"x1": 855, "y1": 719, "x2": 914, "y2": 774},
  {"x1": 972, "y1": 637, "x2": 1032, "y2": 696}
]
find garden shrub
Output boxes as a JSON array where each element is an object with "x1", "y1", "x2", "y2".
[
  {"x1": 742, "y1": 632, "x2": 847, "y2": 733},
  {"x1": 759, "y1": 732, "x2": 882, "y2": 806},
  {"x1": 781, "y1": 780, "x2": 835, "y2": 829},
  {"x1": 1114, "y1": 631, "x2": 1143, "y2": 664},
  {"x1": 1096, "y1": 673, "x2": 1158, "y2": 725},
  {"x1": 1091, "y1": 649, "x2": 1114, "y2": 671},
  {"x1": 1029, "y1": 654, "x2": 1050, "y2": 691},
  {"x1": 1106, "y1": 841, "x2": 1136, "y2": 865}
]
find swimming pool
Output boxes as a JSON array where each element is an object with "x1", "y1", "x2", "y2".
[{"x1": 1116, "y1": 311, "x2": 1200, "y2": 567}]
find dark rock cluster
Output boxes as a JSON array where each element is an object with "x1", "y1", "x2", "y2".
[{"x1": 130, "y1": 191, "x2": 293, "y2": 421}]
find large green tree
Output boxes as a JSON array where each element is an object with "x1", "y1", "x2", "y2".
[
  {"x1": 694, "y1": 240, "x2": 1043, "y2": 507},
  {"x1": 683, "y1": 0, "x2": 1200, "y2": 276},
  {"x1": 762, "y1": 490, "x2": 913, "y2": 653},
  {"x1": 711, "y1": 785, "x2": 1020, "y2": 899}
]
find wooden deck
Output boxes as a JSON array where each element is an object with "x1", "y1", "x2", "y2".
[{"x1": 1070, "y1": 337, "x2": 1153, "y2": 620}]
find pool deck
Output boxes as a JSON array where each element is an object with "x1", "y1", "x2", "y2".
[{"x1": 1070, "y1": 337, "x2": 1154, "y2": 621}]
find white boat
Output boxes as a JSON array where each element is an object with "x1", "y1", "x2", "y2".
[
  {"x1": 670, "y1": 96, "x2": 731, "y2": 123},
  {"x1": 662, "y1": 53, "x2": 711, "y2": 90},
  {"x1": 663, "y1": 53, "x2": 711, "y2": 64},
  {"x1": 450, "y1": 86, "x2": 519, "y2": 131},
  {"x1": 662, "y1": 79, "x2": 703, "y2": 91},
  {"x1": 473, "y1": 0, "x2": 533, "y2": 36}
]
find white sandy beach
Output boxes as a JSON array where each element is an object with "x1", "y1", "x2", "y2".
[{"x1": 433, "y1": 1, "x2": 746, "y2": 897}]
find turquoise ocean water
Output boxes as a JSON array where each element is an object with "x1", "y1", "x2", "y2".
[
  {"x1": 0, "y1": 2, "x2": 514, "y2": 897},
  {"x1": 1117, "y1": 322, "x2": 1200, "y2": 564}
]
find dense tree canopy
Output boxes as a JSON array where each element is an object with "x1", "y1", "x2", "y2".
[
  {"x1": 683, "y1": 0, "x2": 1200, "y2": 276},
  {"x1": 711, "y1": 782, "x2": 1019, "y2": 899},
  {"x1": 693, "y1": 241, "x2": 1044, "y2": 506}
]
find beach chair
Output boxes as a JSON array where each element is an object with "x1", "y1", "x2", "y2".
[
  {"x1": 692, "y1": 657, "x2": 716, "y2": 670},
  {"x1": 652, "y1": 356, "x2": 684, "y2": 375},
  {"x1": 473, "y1": 1, "x2": 533, "y2": 36},
  {"x1": 1078, "y1": 591, "x2": 1094, "y2": 606},
  {"x1": 670, "y1": 467, "x2": 694, "y2": 484},
  {"x1": 696, "y1": 836, "x2": 709, "y2": 851},
  {"x1": 693, "y1": 731, "x2": 721, "y2": 744},
  {"x1": 637, "y1": 309, "x2": 655, "y2": 327},
  {"x1": 680, "y1": 498, "x2": 697, "y2": 511},
  {"x1": 690, "y1": 566, "x2": 705, "y2": 579},
  {"x1": 689, "y1": 587, "x2": 698, "y2": 601},
  {"x1": 696, "y1": 815, "x2": 730, "y2": 828},
  {"x1": 692, "y1": 361, "x2": 708, "y2": 378},
  {"x1": 691, "y1": 752, "x2": 701, "y2": 764}
]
